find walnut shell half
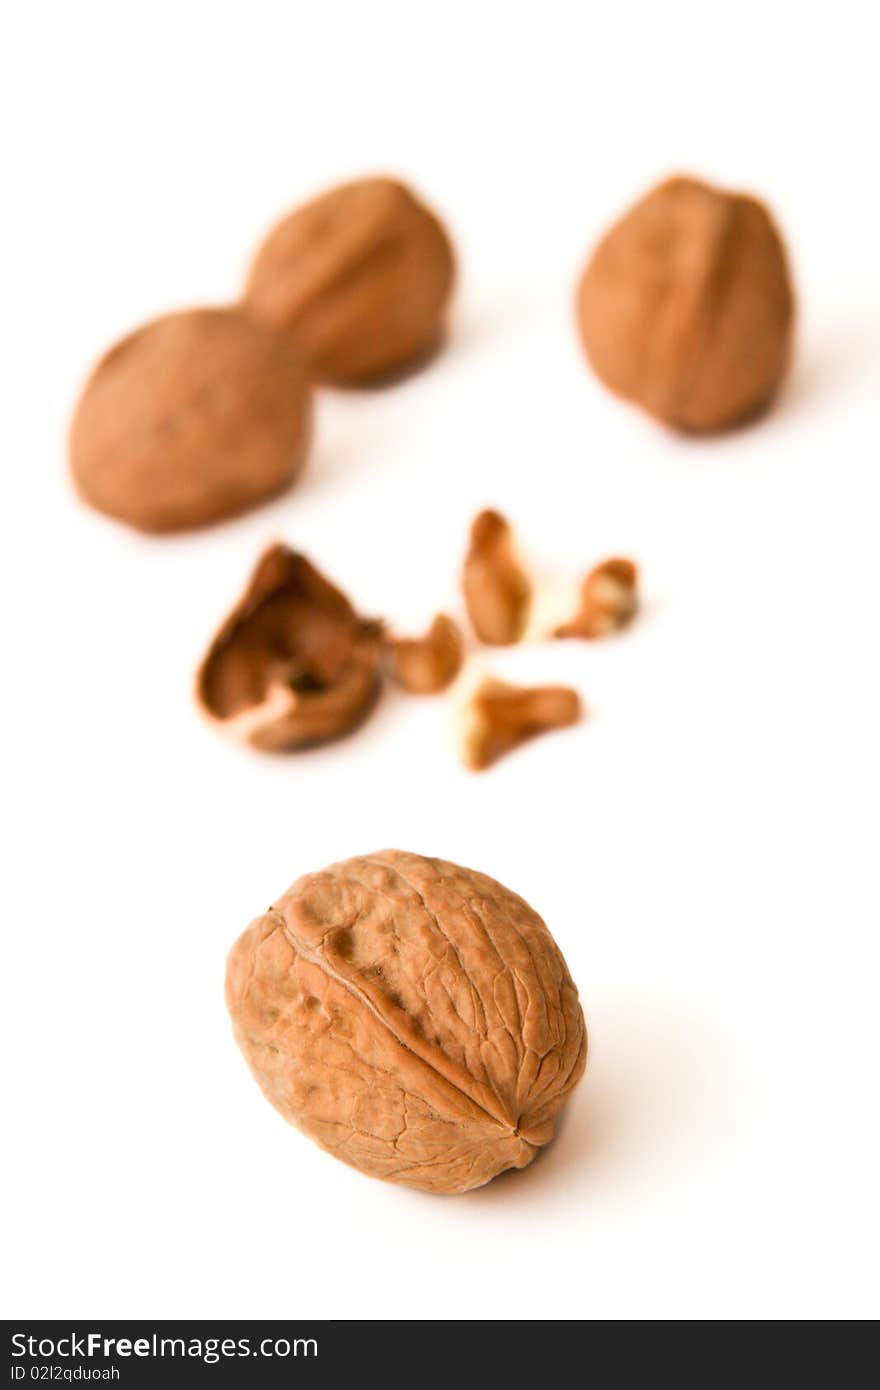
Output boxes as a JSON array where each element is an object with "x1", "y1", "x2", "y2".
[
  {"x1": 196, "y1": 544, "x2": 382, "y2": 751},
  {"x1": 577, "y1": 175, "x2": 795, "y2": 433},
  {"x1": 243, "y1": 177, "x2": 455, "y2": 386},
  {"x1": 70, "y1": 307, "x2": 311, "y2": 532},
  {"x1": 226, "y1": 850, "x2": 587, "y2": 1194}
]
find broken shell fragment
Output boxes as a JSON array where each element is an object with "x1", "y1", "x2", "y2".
[
  {"x1": 554, "y1": 558, "x2": 639, "y2": 639},
  {"x1": 196, "y1": 544, "x2": 382, "y2": 751},
  {"x1": 383, "y1": 613, "x2": 464, "y2": 694},
  {"x1": 462, "y1": 510, "x2": 531, "y2": 646},
  {"x1": 461, "y1": 676, "x2": 582, "y2": 771}
]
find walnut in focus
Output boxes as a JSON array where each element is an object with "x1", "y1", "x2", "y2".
[
  {"x1": 577, "y1": 176, "x2": 795, "y2": 432},
  {"x1": 69, "y1": 308, "x2": 311, "y2": 532},
  {"x1": 383, "y1": 614, "x2": 464, "y2": 694},
  {"x1": 226, "y1": 850, "x2": 587, "y2": 1193},
  {"x1": 461, "y1": 677, "x2": 582, "y2": 771},
  {"x1": 243, "y1": 177, "x2": 455, "y2": 386},
  {"x1": 196, "y1": 544, "x2": 382, "y2": 751},
  {"x1": 555, "y1": 558, "x2": 639, "y2": 639},
  {"x1": 462, "y1": 510, "x2": 531, "y2": 645}
]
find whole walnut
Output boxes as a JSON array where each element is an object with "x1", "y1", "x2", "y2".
[
  {"x1": 70, "y1": 307, "x2": 311, "y2": 532},
  {"x1": 196, "y1": 544, "x2": 382, "y2": 752},
  {"x1": 226, "y1": 851, "x2": 587, "y2": 1193},
  {"x1": 576, "y1": 176, "x2": 795, "y2": 433},
  {"x1": 243, "y1": 177, "x2": 455, "y2": 386}
]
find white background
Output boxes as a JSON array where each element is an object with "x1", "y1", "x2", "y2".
[{"x1": 2, "y1": 0, "x2": 879, "y2": 1321}]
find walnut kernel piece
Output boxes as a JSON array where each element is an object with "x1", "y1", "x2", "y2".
[
  {"x1": 383, "y1": 614, "x2": 464, "y2": 694},
  {"x1": 461, "y1": 677, "x2": 582, "y2": 771},
  {"x1": 196, "y1": 544, "x2": 382, "y2": 752},
  {"x1": 577, "y1": 175, "x2": 795, "y2": 432},
  {"x1": 243, "y1": 177, "x2": 455, "y2": 386},
  {"x1": 462, "y1": 510, "x2": 531, "y2": 645},
  {"x1": 226, "y1": 850, "x2": 587, "y2": 1194},
  {"x1": 555, "y1": 558, "x2": 639, "y2": 639},
  {"x1": 69, "y1": 307, "x2": 311, "y2": 532}
]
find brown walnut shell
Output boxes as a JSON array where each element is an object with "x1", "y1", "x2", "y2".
[
  {"x1": 196, "y1": 544, "x2": 382, "y2": 752},
  {"x1": 69, "y1": 307, "x2": 311, "y2": 532},
  {"x1": 461, "y1": 678, "x2": 582, "y2": 771},
  {"x1": 462, "y1": 510, "x2": 531, "y2": 645},
  {"x1": 554, "y1": 557, "x2": 639, "y2": 639},
  {"x1": 243, "y1": 177, "x2": 455, "y2": 386},
  {"x1": 577, "y1": 176, "x2": 795, "y2": 433},
  {"x1": 383, "y1": 614, "x2": 464, "y2": 694},
  {"x1": 226, "y1": 850, "x2": 587, "y2": 1194}
]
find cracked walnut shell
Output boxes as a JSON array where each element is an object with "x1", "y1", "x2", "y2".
[
  {"x1": 196, "y1": 544, "x2": 382, "y2": 751},
  {"x1": 554, "y1": 558, "x2": 639, "y2": 639},
  {"x1": 226, "y1": 851, "x2": 587, "y2": 1193},
  {"x1": 577, "y1": 176, "x2": 795, "y2": 432},
  {"x1": 462, "y1": 510, "x2": 531, "y2": 645},
  {"x1": 69, "y1": 307, "x2": 311, "y2": 532},
  {"x1": 461, "y1": 678, "x2": 582, "y2": 771},
  {"x1": 383, "y1": 614, "x2": 463, "y2": 694},
  {"x1": 244, "y1": 177, "x2": 455, "y2": 386}
]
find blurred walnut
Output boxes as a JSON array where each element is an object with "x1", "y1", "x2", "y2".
[
  {"x1": 244, "y1": 177, "x2": 455, "y2": 386},
  {"x1": 555, "y1": 558, "x2": 639, "y2": 639},
  {"x1": 226, "y1": 850, "x2": 587, "y2": 1193},
  {"x1": 462, "y1": 510, "x2": 531, "y2": 645},
  {"x1": 577, "y1": 176, "x2": 795, "y2": 432},
  {"x1": 461, "y1": 677, "x2": 582, "y2": 771},
  {"x1": 383, "y1": 614, "x2": 463, "y2": 694},
  {"x1": 69, "y1": 308, "x2": 311, "y2": 532},
  {"x1": 196, "y1": 544, "x2": 381, "y2": 752}
]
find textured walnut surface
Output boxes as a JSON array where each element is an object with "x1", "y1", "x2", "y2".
[
  {"x1": 244, "y1": 177, "x2": 455, "y2": 386},
  {"x1": 577, "y1": 176, "x2": 795, "y2": 433},
  {"x1": 69, "y1": 307, "x2": 311, "y2": 532},
  {"x1": 226, "y1": 851, "x2": 587, "y2": 1194}
]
